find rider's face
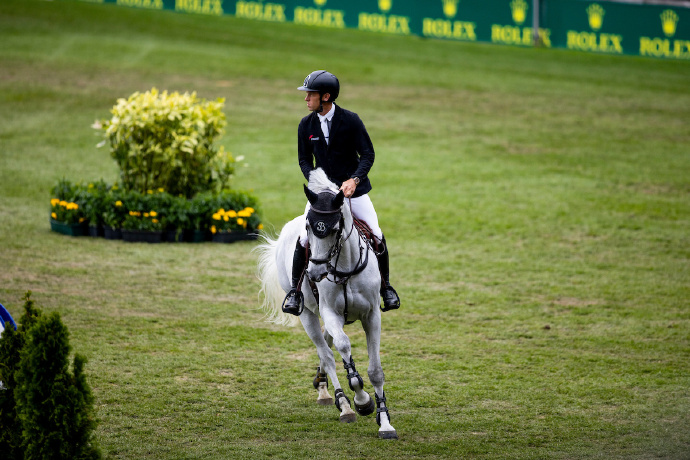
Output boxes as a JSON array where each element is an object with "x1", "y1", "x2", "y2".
[{"x1": 305, "y1": 91, "x2": 330, "y2": 113}]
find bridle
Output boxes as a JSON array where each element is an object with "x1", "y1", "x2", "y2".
[{"x1": 307, "y1": 199, "x2": 369, "y2": 285}]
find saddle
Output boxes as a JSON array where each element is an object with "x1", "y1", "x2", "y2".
[{"x1": 353, "y1": 217, "x2": 381, "y2": 253}]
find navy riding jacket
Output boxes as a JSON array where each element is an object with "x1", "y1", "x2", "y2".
[{"x1": 298, "y1": 105, "x2": 374, "y2": 197}]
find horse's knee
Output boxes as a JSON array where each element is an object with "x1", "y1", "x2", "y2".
[
  {"x1": 368, "y1": 367, "x2": 384, "y2": 388},
  {"x1": 330, "y1": 333, "x2": 351, "y2": 356}
]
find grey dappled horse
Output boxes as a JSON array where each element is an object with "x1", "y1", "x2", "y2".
[{"x1": 256, "y1": 169, "x2": 397, "y2": 439}]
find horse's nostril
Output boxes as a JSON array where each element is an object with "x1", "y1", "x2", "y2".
[{"x1": 307, "y1": 268, "x2": 327, "y2": 282}]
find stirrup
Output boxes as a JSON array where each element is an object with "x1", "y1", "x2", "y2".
[
  {"x1": 281, "y1": 289, "x2": 304, "y2": 316},
  {"x1": 380, "y1": 286, "x2": 400, "y2": 312}
]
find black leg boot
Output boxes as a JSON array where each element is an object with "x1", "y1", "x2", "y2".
[
  {"x1": 377, "y1": 236, "x2": 400, "y2": 312},
  {"x1": 282, "y1": 239, "x2": 308, "y2": 316}
]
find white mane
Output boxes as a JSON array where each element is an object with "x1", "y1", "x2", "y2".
[{"x1": 308, "y1": 168, "x2": 339, "y2": 194}]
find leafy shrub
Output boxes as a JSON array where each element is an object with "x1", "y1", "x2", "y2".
[{"x1": 95, "y1": 88, "x2": 237, "y2": 198}]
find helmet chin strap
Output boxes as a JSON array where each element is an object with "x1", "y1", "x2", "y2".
[{"x1": 315, "y1": 94, "x2": 329, "y2": 115}]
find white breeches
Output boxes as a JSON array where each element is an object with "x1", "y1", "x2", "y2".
[{"x1": 299, "y1": 194, "x2": 383, "y2": 247}]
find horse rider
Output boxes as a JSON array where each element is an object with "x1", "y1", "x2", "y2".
[{"x1": 281, "y1": 70, "x2": 401, "y2": 317}]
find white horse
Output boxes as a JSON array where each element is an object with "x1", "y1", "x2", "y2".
[{"x1": 256, "y1": 168, "x2": 397, "y2": 439}]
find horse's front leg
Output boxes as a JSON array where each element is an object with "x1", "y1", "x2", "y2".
[
  {"x1": 319, "y1": 305, "x2": 365, "y2": 423},
  {"x1": 299, "y1": 307, "x2": 338, "y2": 406},
  {"x1": 362, "y1": 310, "x2": 398, "y2": 439}
]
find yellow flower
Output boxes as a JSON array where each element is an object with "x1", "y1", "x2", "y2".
[
  {"x1": 144, "y1": 212, "x2": 150, "y2": 218},
  {"x1": 227, "y1": 210, "x2": 237, "y2": 218},
  {"x1": 129, "y1": 211, "x2": 136, "y2": 216},
  {"x1": 245, "y1": 207, "x2": 255, "y2": 214},
  {"x1": 79, "y1": 217, "x2": 85, "y2": 223},
  {"x1": 158, "y1": 188, "x2": 164, "y2": 193},
  {"x1": 212, "y1": 213, "x2": 222, "y2": 221},
  {"x1": 115, "y1": 200, "x2": 123, "y2": 207},
  {"x1": 51, "y1": 212, "x2": 57, "y2": 219},
  {"x1": 150, "y1": 211, "x2": 157, "y2": 217},
  {"x1": 258, "y1": 223, "x2": 264, "y2": 230},
  {"x1": 59, "y1": 200, "x2": 68, "y2": 207},
  {"x1": 152, "y1": 219, "x2": 159, "y2": 224},
  {"x1": 51, "y1": 198, "x2": 60, "y2": 206},
  {"x1": 211, "y1": 225, "x2": 217, "y2": 234},
  {"x1": 223, "y1": 215, "x2": 229, "y2": 222},
  {"x1": 237, "y1": 218, "x2": 245, "y2": 226},
  {"x1": 147, "y1": 189, "x2": 153, "y2": 194},
  {"x1": 238, "y1": 210, "x2": 251, "y2": 217}
]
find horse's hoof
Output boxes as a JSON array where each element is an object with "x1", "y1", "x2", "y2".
[
  {"x1": 317, "y1": 397, "x2": 333, "y2": 406},
  {"x1": 355, "y1": 395, "x2": 375, "y2": 416},
  {"x1": 378, "y1": 430, "x2": 398, "y2": 440},
  {"x1": 339, "y1": 412, "x2": 357, "y2": 423}
]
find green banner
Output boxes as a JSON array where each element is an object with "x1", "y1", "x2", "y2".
[
  {"x1": 79, "y1": 0, "x2": 690, "y2": 60},
  {"x1": 546, "y1": 0, "x2": 690, "y2": 59}
]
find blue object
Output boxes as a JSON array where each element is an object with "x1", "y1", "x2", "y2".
[{"x1": 0, "y1": 303, "x2": 17, "y2": 332}]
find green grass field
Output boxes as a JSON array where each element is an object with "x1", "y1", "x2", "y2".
[{"x1": 1, "y1": 0, "x2": 689, "y2": 458}]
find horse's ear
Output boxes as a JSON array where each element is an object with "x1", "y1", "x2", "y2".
[
  {"x1": 332, "y1": 190, "x2": 345, "y2": 208},
  {"x1": 304, "y1": 184, "x2": 319, "y2": 205}
]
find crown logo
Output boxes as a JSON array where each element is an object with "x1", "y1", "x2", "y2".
[
  {"x1": 442, "y1": 0, "x2": 459, "y2": 18},
  {"x1": 379, "y1": 0, "x2": 392, "y2": 13},
  {"x1": 660, "y1": 9, "x2": 679, "y2": 37},
  {"x1": 510, "y1": 0, "x2": 528, "y2": 25},
  {"x1": 587, "y1": 4, "x2": 605, "y2": 31}
]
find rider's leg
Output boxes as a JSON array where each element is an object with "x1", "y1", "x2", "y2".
[
  {"x1": 282, "y1": 237, "x2": 308, "y2": 316},
  {"x1": 282, "y1": 205, "x2": 311, "y2": 316},
  {"x1": 349, "y1": 195, "x2": 400, "y2": 311},
  {"x1": 376, "y1": 235, "x2": 400, "y2": 311}
]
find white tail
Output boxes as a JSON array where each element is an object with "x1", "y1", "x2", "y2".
[{"x1": 255, "y1": 232, "x2": 300, "y2": 327}]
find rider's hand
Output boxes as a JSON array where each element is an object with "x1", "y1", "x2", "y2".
[{"x1": 340, "y1": 178, "x2": 357, "y2": 198}]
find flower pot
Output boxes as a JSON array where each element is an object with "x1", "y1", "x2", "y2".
[
  {"x1": 50, "y1": 219, "x2": 87, "y2": 237},
  {"x1": 185, "y1": 229, "x2": 207, "y2": 243},
  {"x1": 165, "y1": 229, "x2": 185, "y2": 243},
  {"x1": 211, "y1": 231, "x2": 258, "y2": 243},
  {"x1": 88, "y1": 224, "x2": 104, "y2": 238},
  {"x1": 122, "y1": 229, "x2": 163, "y2": 243},
  {"x1": 103, "y1": 226, "x2": 122, "y2": 240}
]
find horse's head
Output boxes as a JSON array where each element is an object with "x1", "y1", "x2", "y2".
[{"x1": 304, "y1": 184, "x2": 345, "y2": 283}]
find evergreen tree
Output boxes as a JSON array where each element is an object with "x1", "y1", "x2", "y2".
[
  {"x1": 12, "y1": 295, "x2": 101, "y2": 460},
  {"x1": 0, "y1": 291, "x2": 42, "y2": 459}
]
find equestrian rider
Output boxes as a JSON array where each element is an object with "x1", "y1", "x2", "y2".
[{"x1": 282, "y1": 70, "x2": 401, "y2": 316}]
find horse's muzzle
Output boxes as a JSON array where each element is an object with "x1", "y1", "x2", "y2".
[{"x1": 307, "y1": 264, "x2": 328, "y2": 283}]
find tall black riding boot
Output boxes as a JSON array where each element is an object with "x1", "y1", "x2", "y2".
[
  {"x1": 282, "y1": 239, "x2": 308, "y2": 316},
  {"x1": 377, "y1": 236, "x2": 400, "y2": 312}
]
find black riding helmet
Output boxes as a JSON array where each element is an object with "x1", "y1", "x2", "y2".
[{"x1": 298, "y1": 70, "x2": 340, "y2": 106}]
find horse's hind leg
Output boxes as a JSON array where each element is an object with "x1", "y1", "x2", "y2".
[
  {"x1": 299, "y1": 308, "x2": 342, "y2": 408},
  {"x1": 362, "y1": 312, "x2": 398, "y2": 439}
]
